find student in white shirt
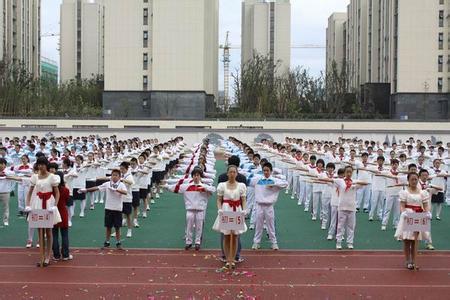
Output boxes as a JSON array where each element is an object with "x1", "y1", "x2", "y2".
[
  {"x1": 355, "y1": 153, "x2": 372, "y2": 213},
  {"x1": 80, "y1": 169, "x2": 127, "y2": 249},
  {"x1": 250, "y1": 162, "x2": 287, "y2": 250},
  {"x1": 429, "y1": 159, "x2": 448, "y2": 220},
  {"x1": 365, "y1": 156, "x2": 387, "y2": 221},
  {"x1": 379, "y1": 159, "x2": 403, "y2": 231},
  {"x1": 326, "y1": 166, "x2": 343, "y2": 240},
  {"x1": 0, "y1": 158, "x2": 15, "y2": 226}
]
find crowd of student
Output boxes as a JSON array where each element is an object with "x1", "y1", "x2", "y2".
[{"x1": 0, "y1": 134, "x2": 447, "y2": 271}]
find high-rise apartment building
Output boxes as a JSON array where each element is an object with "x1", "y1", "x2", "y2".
[
  {"x1": 327, "y1": 0, "x2": 450, "y2": 120},
  {"x1": 326, "y1": 12, "x2": 347, "y2": 74},
  {"x1": 241, "y1": 0, "x2": 291, "y2": 74},
  {"x1": 1, "y1": 0, "x2": 41, "y2": 78},
  {"x1": 60, "y1": 0, "x2": 104, "y2": 82}
]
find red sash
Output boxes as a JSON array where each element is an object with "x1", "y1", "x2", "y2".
[
  {"x1": 222, "y1": 199, "x2": 242, "y2": 212},
  {"x1": 37, "y1": 192, "x2": 53, "y2": 209},
  {"x1": 405, "y1": 205, "x2": 423, "y2": 213}
]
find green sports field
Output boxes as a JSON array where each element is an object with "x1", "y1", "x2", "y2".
[{"x1": 1, "y1": 160, "x2": 448, "y2": 250}]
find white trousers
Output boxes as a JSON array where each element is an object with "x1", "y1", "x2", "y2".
[
  {"x1": 185, "y1": 210, "x2": 205, "y2": 245},
  {"x1": 321, "y1": 196, "x2": 331, "y2": 228},
  {"x1": 336, "y1": 210, "x2": 356, "y2": 244},
  {"x1": 356, "y1": 184, "x2": 371, "y2": 210},
  {"x1": 328, "y1": 205, "x2": 338, "y2": 237},
  {"x1": 382, "y1": 195, "x2": 400, "y2": 227},
  {"x1": 253, "y1": 203, "x2": 277, "y2": 244},
  {"x1": 312, "y1": 191, "x2": 322, "y2": 218},
  {"x1": 304, "y1": 183, "x2": 313, "y2": 211},
  {"x1": 17, "y1": 184, "x2": 29, "y2": 212},
  {"x1": 369, "y1": 190, "x2": 385, "y2": 220}
]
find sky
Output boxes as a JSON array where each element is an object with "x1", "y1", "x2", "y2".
[{"x1": 41, "y1": 0, "x2": 349, "y2": 90}]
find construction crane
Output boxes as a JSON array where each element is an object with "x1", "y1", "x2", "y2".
[
  {"x1": 219, "y1": 41, "x2": 325, "y2": 110},
  {"x1": 219, "y1": 31, "x2": 231, "y2": 111}
]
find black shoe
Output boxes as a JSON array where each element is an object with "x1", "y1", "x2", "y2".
[
  {"x1": 184, "y1": 244, "x2": 192, "y2": 250},
  {"x1": 116, "y1": 242, "x2": 123, "y2": 250},
  {"x1": 102, "y1": 241, "x2": 111, "y2": 249},
  {"x1": 195, "y1": 244, "x2": 200, "y2": 251},
  {"x1": 235, "y1": 257, "x2": 244, "y2": 263}
]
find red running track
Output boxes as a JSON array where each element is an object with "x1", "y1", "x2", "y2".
[{"x1": 0, "y1": 248, "x2": 449, "y2": 299}]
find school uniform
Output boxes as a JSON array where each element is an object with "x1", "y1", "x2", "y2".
[
  {"x1": 369, "y1": 165, "x2": 387, "y2": 221},
  {"x1": 14, "y1": 163, "x2": 33, "y2": 213},
  {"x1": 0, "y1": 169, "x2": 14, "y2": 225},
  {"x1": 334, "y1": 178, "x2": 363, "y2": 247},
  {"x1": 381, "y1": 170, "x2": 403, "y2": 229},
  {"x1": 355, "y1": 160, "x2": 372, "y2": 211},
  {"x1": 327, "y1": 177, "x2": 340, "y2": 239},
  {"x1": 167, "y1": 182, "x2": 215, "y2": 246},
  {"x1": 121, "y1": 172, "x2": 135, "y2": 215},
  {"x1": 98, "y1": 180, "x2": 126, "y2": 229},
  {"x1": 250, "y1": 175, "x2": 287, "y2": 247}
]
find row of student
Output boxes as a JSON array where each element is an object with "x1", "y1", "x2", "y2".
[
  {"x1": 0, "y1": 136, "x2": 188, "y2": 247},
  {"x1": 222, "y1": 137, "x2": 438, "y2": 256}
]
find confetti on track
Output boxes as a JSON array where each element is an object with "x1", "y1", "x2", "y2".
[{"x1": 1, "y1": 248, "x2": 450, "y2": 299}]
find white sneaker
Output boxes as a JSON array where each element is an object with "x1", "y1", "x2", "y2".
[
  {"x1": 304, "y1": 208, "x2": 309, "y2": 212},
  {"x1": 133, "y1": 219, "x2": 139, "y2": 228},
  {"x1": 285, "y1": 189, "x2": 289, "y2": 194},
  {"x1": 90, "y1": 204, "x2": 95, "y2": 210},
  {"x1": 94, "y1": 199, "x2": 99, "y2": 204},
  {"x1": 126, "y1": 229, "x2": 132, "y2": 238},
  {"x1": 347, "y1": 244, "x2": 354, "y2": 249},
  {"x1": 68, "y1": 221, "x2": 72, "y2": 227},
  {"x1": 251, "y1": 243, "x2": 260, "y2": 250},
  {"x1": 155, "y1": 193, "x2": 160, "y2": 199},
  {"x1": 79, "y1": 212, "x2": 85, "y2": 218},
  {"x1": 3, "y1": 221, "x2": 9, "y2": 226},
  {"x1": 63, "y1": 254, "x2": 74, "y2": 261},
  {"x1": 291, "y1": 195, "x2": 295, "y2": 199},
  {"x1": 142, "y1": 212, "x2": 147, "y2": 218},
  {"x1": 122, "y1": 219, "x2": 127, "y2": 227},
  {"x1": 111, "y1": 232, "x2": 116, "y2": 237},
  {"x1": 99, "y1": 199, "x2": 104, "y2": 204},
  {"x1": 297, "y1": 202, "x2": 302, "y2": 206},
  {"x1": 26, "y1": 240, "x2": 32, "y2": 248},
  {"x1": 311, "y1": 216, "x2": 317, "y2": 221},
  {"x1": 150, "y1": 199, "x2": 155, "y2": 204},
  {"x1": 327, "y1": 235, "x2": 333, "y2": 240},
  {"x1": 321, "y1": 224, "x2": 326, "y2": 230},
  {"x1": 381, "y1": 225, "x2": 386, "y2": 231},
  {"x1": 272, "y1": 243, "x2": 279, "y2": 250},
  {"x1": 146, "y1": 205, "x2": 150, "y2": 211},
  {"x1": 336, "y1": 243, "x2": 342, "y2": 250},
  {"x1": 249, "y1": 224, "x2": 255, "y2": 230}
]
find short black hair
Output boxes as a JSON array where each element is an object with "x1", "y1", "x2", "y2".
[
  {"x1": 48, "y1": 162, "x2": 59, "y2": 171},
  {"x1": 228, "y1": 155, "x2": 240, "y2": 167},
  {"x1": 0, "y1": 158, "x2": 7, "y2": 165},
  {"x1": 35, "y1": 157, "x2": 49, "y2": 170},
  {"x1": 191, "y1": 167, "x2": 203, "y2": 177},
  {"x1": 262, "y1": 162, "x2": 273, "y2": 171}
]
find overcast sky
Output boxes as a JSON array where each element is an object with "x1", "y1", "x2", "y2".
[{"x1": 41, "y1": 0, "x2": 349, "y2": 89}]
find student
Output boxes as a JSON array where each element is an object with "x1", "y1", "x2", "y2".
[
  {"x1": 52, "y1": 172, "x2": 73, "y2": 261},
  {"x1": 119, "y1": 162, "x2": 135, "y2": 238},
  {"x1": 79, "y1": 169, "x2": 127, "y2": 249},
  {"x1": 310, "y1": 159, "x2": 325, "y2": 221},
  {"x1": 365, "y1": 156, "x2": 387, "y2": 221},
  {"x1": 355, "y1": 153, "x2": 372, "y2": 213},
  {"x1": 250, "y1": 162, "x2": 287, "y2": 250},
  {"x1": 72, "y1": 155, "x2": 87, "y2": 218},
  {"x1": 129, "y1": 158, "x2": 141, "y2": 228},
  {"x1": 320, "y1": 166, "x2": 367, "y2": 249},
  {"x1": 25, "y1": 157, "x2": 61, "y2": 267},
  {"x1": 165, "y1": 167, "x2": 216, "y2": 250},
  {"x1": 213, "y1": 165, "x2": 247, "y2": 271},
  {"x1": 394, "y1": 172, "x2": 432, "y2": 270},
  {"x1": 326, "y1": 167, "x2": 344, "y2": 240},
  {"x1": 379, "y1": 159, "x2": 403, "y2": 231},
  {"x1": 320, "y1": 163, "x2": 336, "y2": 231},
  {"x1": 0, "y1": 158, "x2": 14, "y2": 226},
  {"x1": 428, "y1": 159, "x2": 448, "y2": 220},
  {"x1": 14, "y1": 155, "x2": 33, "y2": 217},
  {"x1": 417, "y1": 169, "x2": 440, "y2": 250}
]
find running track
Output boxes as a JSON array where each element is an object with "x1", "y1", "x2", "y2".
[{"x1": 0, "y1": 248, "x2": 449, "y2": 299}]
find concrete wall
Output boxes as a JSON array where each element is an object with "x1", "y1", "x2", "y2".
[
  {"x1": 102, "y1": 91, "x2": 207, "y2": 119},
  {"x1": 391, "y1": 93, "x2": 450, "y2": 120}
]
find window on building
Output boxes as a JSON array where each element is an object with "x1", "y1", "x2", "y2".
[
  {"x1": 143, "y1": 8, "x2": 148, "y2": 25},
  {"x1": 439, "y1": 55, "x2": 444, "y2": 72},
  {"x1": 143, "y1": 98, "x2": 149, "y2": 109},
  {"x1": 439, "y1": 32, "x2": 444, "y2": 49},
  {"x1": 438, "y1": 77, "x2": 443, "y2": 92},
  {"x1": 143, "y1": 31, "x2": 148, "y2": 48},
  {"x1": 143, "y1": 75, "x2": 148, "y2": 90},
  {"x1": 439, "y1": 10, "x2": 444, "y2": 27},
  {"x1": 143, "y1": 53, "x2": 148, "y2": 70},
  {"x1": 440, "y1": 0, "x2": 444, "y2": 5},
  {"x1": 144, "y1": 0, "x2": 148, "y2": 2}
]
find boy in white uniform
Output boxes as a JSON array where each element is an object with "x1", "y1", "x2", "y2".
[
  {"x1": 379, "y1": 159, "x2": 403, "y2": 230},
  {"x1": 165, "y1": 167, "x2": 215, "y2": 250},
  {"x1": 250, "y1": 162, "x2": 288, "y2": 250},
  {"x1": 429, "y1": 159, "x2": 448, "y2": 220}
]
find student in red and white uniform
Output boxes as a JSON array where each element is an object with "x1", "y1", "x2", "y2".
[
  {"x1": 165, "y1": 167, "x2": 215, "y2": 250},
  {"x1": 310, "y1": 159, "x2": 325, "y2": 221},
  {"x1": 326, "y1": 166, "x2": 343, "y2": 240},
  {"x1": 14, "y1": 155, "x2": 33, "y2": 216}
]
